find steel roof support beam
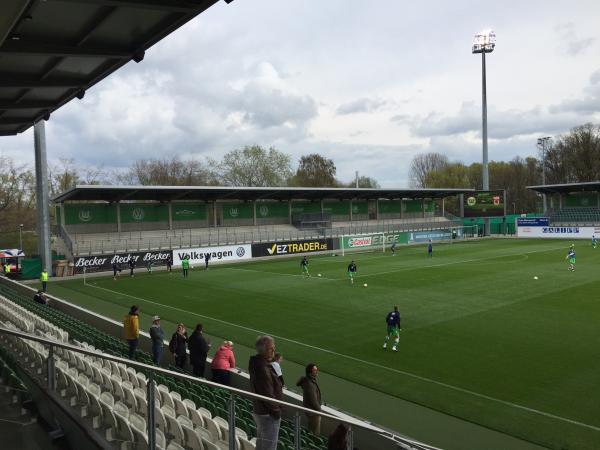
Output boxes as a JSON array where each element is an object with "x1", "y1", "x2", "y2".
[{"x1": 0, "y1": 42, "x2": 131, "y2": 58}]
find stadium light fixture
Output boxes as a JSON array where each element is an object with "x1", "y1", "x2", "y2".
[{"x1": 472, "y1": 29, "x2": 496, "y2": 236}]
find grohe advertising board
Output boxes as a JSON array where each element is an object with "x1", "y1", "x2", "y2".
[
  {"x1": 173, "y1": 244, "x2": 252, "y2": 266},
  {"x1": 517, "y1": 225, "x2": 600, "y2": 239}
]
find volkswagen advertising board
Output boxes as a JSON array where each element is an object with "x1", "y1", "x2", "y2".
[{"x1": 173, "y1": 245, "x2": 252, "y2": 266}]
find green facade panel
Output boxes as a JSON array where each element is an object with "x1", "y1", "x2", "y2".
[
  {"x1": 64, "y1": 204, "x2": 117, "y2": 225},
  {"x1": 323, "y1": 201, "x2": 349, "y2": 215},
  {"x1": 223, "y1": 203, "x2": 253, "y2": 220},
  {"x1": 291, "y1": 201, "x2": 322, "y2": 215},
  {"x1": 565, "y1": 193, "x2": 597, "y2": 207},
  {"x1": 351, "y1": 201, "x2": 368, "y2": 215},
  {"x1": 172, "y1": 204, "x2": 207, "y2": 221},
  {"x1": 120, "y1": 203, "x2": 169, "y2": 224},
  {"x1": 378, "y1": 200, "x2": 402, "y2": 214},
  {"x1": 256, "y1": 202, "x2": 289, "y2": 219}
]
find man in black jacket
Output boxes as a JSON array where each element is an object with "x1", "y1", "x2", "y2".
[
  {"x1": 249, "y1": 335, "x2": 282, "y2": 450},
  {"x1": 188, "y1": 324, "x2": 210, "y2": 377}
]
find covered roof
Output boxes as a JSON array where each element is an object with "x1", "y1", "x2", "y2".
[
  {"x1": 527, "y1": 182, "x2": 600, "y2": 195},
  {"x1": 53, "y1": 185, "x2": 476, "y2": 203},
  {"x1": 0, "y1": 0, "x2": 224, "y2": 136}
]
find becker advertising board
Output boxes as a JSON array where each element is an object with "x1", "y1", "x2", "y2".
[
  {"x1": 252, "y1": 239, "x2": 334, "y2": 257},
  {"x1": 173, "y1": 244, "x2": 252, "y2": 266},
  {"x1": 74, "y1": 250, "x2": 172, "y2": 273}
]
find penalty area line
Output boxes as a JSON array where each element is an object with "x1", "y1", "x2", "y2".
[{"x1": 83, "y1": 280, "x2": 600, "y2": 433}]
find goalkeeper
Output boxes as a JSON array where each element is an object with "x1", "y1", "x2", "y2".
[
  {"x1": 301, "y1": 256, "x2": 310, "y2": 278},
  {"x1": 347, "y1": 260, "x2": 357, "y2": 284}
]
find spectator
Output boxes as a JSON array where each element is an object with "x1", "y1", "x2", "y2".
[
  {"x1": 128, "y1": 258, "x2": 136, "y2": 277},
  {"x1": 169, "y1": 323, "x2": 188, "y2": 369},
  {"x1": 188, "y1": 324, "x2": 210, "y2": 377},
  {"x1": 271, "y1": 353, "x2": 284, "y2": 386},
  {"x1": 33, "y1": 290, "x2": 48, "y2": 305},
  {"x1": 123, "y1": 305, "x2": 140, "y2": 360},
  {"x1": 249, "y1": 335, "x2": 283, "y2": 450},
  {"x1": 149, "y1": 315, "x2": 165, "y2": 365},
  {"x1": 296, "y1": 363, "x2": 322, "y2": 434},
  {"x1": 327, "y1": 424, "x2": 348, "y2": 450},
  {"x1": 211, "y1": 340, "x2": 235, "y2": 385},
  {"x1": 40, "y1": 268, "x2": 49, "y2": 292}
]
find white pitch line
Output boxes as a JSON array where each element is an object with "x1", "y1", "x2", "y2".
[
  {"x1": 83, "y1": 280, "x2": 600, "y2": 433},
  {"x1": 226, "y1": 266, "x2": 337, "y2": 281}
]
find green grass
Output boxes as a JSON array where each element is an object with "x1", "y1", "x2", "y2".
[{"x1": 50, "y1": 239, "x2": 600, "y2": 449}]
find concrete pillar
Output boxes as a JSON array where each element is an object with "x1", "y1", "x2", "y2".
[
  {"x1": 116, "y1": 203, "x2": 121, "y2": 233},
  {"x1": 60, "y1": 203, "x2": 66, "y2": 228},
  {"x1": 559, "y1": 194, "x2": 563, "y2": 210},
  {"x1": 376, "y1": 199, "x2": 379, "y2": 221},
  {"x1": 442, "y1": 198, "x2": 445, "y2": 216},
  {"x1": 288, "y1": 200, "x2": 292, "y2": 225},
  {"x1": 400, "y1": 199, "x2": 404, "y2": 219},
  {"x1": 168, "y1": 202, "x2": 173, "y2": 230},
  {"x1": 34, "y1": 121, "x2": 52, "y2": 275},
  {"x1": 213, "y1": 202, "x2": 217, "y2": 228},
  {"x1": 253, "y1": 201, "x2": 257, "y2": 226},
  {"x1": 422, "y1": 198, "x2": 425, "y2": 218}
]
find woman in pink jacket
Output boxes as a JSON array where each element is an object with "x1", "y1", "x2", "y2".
[{"x1": 211, "y1": 340, "x2": 235, "y2": 385}]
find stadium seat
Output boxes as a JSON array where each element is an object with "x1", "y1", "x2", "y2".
[{"x1": 176, "y1": 415, "x2": 204, "y2": 450}]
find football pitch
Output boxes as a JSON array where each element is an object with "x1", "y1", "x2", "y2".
[{"x1": 50, "y1": 239, "x2": 600, "y2": 449}]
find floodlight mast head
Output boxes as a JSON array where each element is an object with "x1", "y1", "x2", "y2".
[{"x1": 472, "y1": 29, "x2": 496, "y2": 53}]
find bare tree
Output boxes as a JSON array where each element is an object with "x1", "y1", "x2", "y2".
[
  {"x1": 117, "y1": 157, "x2": 214, "y2": 186},
  {"x1": 409, "y1": 153, "x2": 449, "y2": 187}
]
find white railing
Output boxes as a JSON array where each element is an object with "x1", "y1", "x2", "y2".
[{"x1": 0, "y1": 326, "x2": 439, "y2": 450}]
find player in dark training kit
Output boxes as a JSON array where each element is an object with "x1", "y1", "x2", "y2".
[
  {"x1": 301, "y1": 256, "x2": 310, "y2": 278},
  {"x1": 427, "y1": 240, "x2": 433, "y2": 258},
  {"x1": 347, "y1": 260, "x2": 357, "y2": 284},
  {"x1": 383, "y1": 306, "x2": 401, "y2": 352}
]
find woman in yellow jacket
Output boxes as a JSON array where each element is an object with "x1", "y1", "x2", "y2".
[{"x1": 123, "y1": 305, "x2": 140, "y2": 359}]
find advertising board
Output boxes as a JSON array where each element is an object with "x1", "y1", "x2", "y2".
[
  {"x1": 74, "y1": 250, "x2": 172, "y2": 274},
  {"x1": 173, "y1": 245, "x2": 252, "y2": 266},
  {"x1": 252, "y1": 239, "x2": 334, "y2": 257},
  {"x1": 516, "y1": 225, "x2": 600, "y2": 239}
]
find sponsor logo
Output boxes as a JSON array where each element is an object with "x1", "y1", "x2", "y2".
[
  {"x1": 265, "y1": 241, "x2": 329, "y2": 255},
  {"x1": 74, "y1": 251, "x2": 171, "y2": 272},
  {"x1": 352, "y1": 205, "x2": 359, "y2": 214},
  {"x1": 542, "y1": 227, "x2": 580, "y2": 234},
  {"x1": 467, "y1": 196, "x2": 477, "y2": 206},
  {"x1": 174, "y1": 245, "x2": 252, "y2": 265},
  {"x1": 493, "y1": 196, "x2": 501, "y2": 205},
  {"x1": 259, "y1": 206, "x2": 269, "y2": 217},
  {"x1": 348, "y1": 237, "x2": 372, "y2": 248},
  {"x1": 177, "y1": 250, "x2": 234, "y2": 261},
  {"x1": 78, "y1": 210, "x2": 92, "y2": 222},
  {"x1": 175, "y1": 209, "x2": 196, "y2": 217},
  {"x1": 229, "y1": 208, "x2": 239, "y2": 218},
  {"x1": 132, "y1": 207, "x2": 145, "y2": 221},
  {"x1": 236, "y1": 247, "x2": 245, "y2": 257}
]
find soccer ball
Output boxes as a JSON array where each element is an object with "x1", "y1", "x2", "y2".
[
  {"x1": 363, "y1": 283, "x2": 368, "y2": 287},
  {"x1": 318, "y1": 273, "x2": 322, "y2": 277},
  {"x1": 533, "y1": 276, "x2": 538, "y2": 280},
  {"x1": 190, "y1": 265, "x2": 194, "y2": 269}
]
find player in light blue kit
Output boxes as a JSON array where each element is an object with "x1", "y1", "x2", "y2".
[{"x1": 566, "y1": 245, "x2": 576, "y2": 271}]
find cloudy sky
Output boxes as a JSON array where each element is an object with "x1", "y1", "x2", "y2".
[{"x1": 1, "y1": 0, "x2": 599, "y2": 187}]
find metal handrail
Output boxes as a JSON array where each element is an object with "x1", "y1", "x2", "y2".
[{"x1": 0, "y1": 325, "x2": 438, "y2": 450}]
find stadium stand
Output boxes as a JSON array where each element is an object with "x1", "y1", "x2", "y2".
[
  {"x1": 0, "y1": 283, "x2": 334, "y2": 450},
  {"x1": 548, "y1": 207, "x2": 600, "y2": 225}
]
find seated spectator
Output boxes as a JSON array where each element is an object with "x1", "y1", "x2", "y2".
[
  {"x1": 211, "y1": 340, "x2": 235, "y2": 385},
  {"x1": 33, "y1": 290, "x2": 48, "y2": 305}
]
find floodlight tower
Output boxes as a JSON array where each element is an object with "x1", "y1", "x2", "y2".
[
  {"x1": 537, "y1": 136, "x2": 552, "y2": 214},
  {"x1": 472, "y1": 29, "x2": 496, "y2": 235}
]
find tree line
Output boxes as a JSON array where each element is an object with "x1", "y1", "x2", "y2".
[
  {"x1": 409, "y1": 123, "x2": 600, "y2": 214},
  {"x1": 1, "y1": 122, "x2": 598, "y2": 233}
]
